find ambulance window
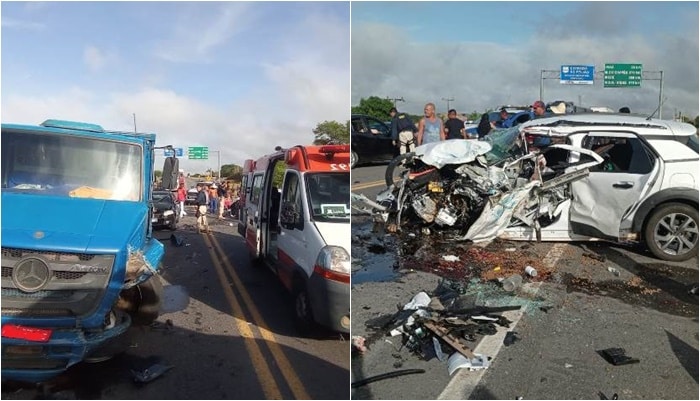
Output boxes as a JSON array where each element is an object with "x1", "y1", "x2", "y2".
[
  {"x1": 281, "y1": 171, "x2": 303, "y2": 228},
  {"x1": 251, "y1": 174, "x2": 264, "y2": 204}
]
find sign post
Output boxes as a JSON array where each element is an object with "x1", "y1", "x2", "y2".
[{"x1": 164, "y1": 148, "x2": 184, "y2": 157}]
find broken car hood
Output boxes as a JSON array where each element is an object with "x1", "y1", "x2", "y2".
[{"x1": 414, "y1": 139, "x2": 492, "y2": 168}]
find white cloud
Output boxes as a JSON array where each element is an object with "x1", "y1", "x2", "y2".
[
  {"x1": 83, "y1": 45, "x2": 106, "y2": 73},
  {"x1": 154, "y1": 2, "x2": 256, "y2": 63},
  {"x1": 1, "y1": 17, "x2": 45, "y2": 31}
]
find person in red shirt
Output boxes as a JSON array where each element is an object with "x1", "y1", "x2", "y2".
[{"x1": 177, "y1": 183, "x2": 187, "y2": 217}]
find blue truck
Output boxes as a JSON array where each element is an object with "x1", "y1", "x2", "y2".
[{"x1": 1, "y1": 119, "x2": 170, "y2": 383}]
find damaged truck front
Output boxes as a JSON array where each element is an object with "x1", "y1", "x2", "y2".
[{"x1": 1, "y1": 120, "x2": 166, "y2": 383}]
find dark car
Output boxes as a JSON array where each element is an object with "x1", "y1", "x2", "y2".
[
  {"x1": 152, "y1": 190, "x2": 178, "y2": 230},
  {"x1": 351, "y1": 114, "x2": 399, "y2": 168}
]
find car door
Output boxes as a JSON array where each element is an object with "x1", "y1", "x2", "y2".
[
  {"x1": 245, "y1": 173, "x2": 265, "y2": 257},
  {"x1": 277, "y1": 170, "x2": 307, "y2": 290},
  {"x1": 569, "y1": 132, "x2": 658, "y2": 240}
]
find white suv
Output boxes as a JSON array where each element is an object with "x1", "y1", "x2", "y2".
[{"x1": 501, "y1": 113, "x2": 698, "y2": 261}]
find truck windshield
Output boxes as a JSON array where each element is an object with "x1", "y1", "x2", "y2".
[
  {"x1": 1, "y1": 129, "x2": 142, "y2": 201},
  {"x1": 305, "y1": 172, "x2": 350, "y2": 222}
]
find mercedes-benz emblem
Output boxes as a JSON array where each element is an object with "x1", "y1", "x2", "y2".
[{"x1": 12, "y1": 257, "x2": 51, "y2": 293}]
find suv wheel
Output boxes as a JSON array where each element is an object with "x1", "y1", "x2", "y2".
[{"x1": 644, "y1": 203, "x2": 698, "y2": 262}]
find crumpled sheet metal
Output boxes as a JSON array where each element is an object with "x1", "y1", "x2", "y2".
[
  {"x1": 462, "y1": 181, "x2": 540, "y2": 242},
  {"x1": 414, "y1": 139, "x2": 492, "y2": 169}
]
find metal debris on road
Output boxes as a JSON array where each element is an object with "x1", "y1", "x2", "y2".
[
  {"x1": 130, "y1": 360, "x2": 174, "y2": 384},
  {"x1": 447, "y1": 353, "x2": 491, "y2": 375},
  {"x1": 597, "y1": 347, "x2": 640, "y2": 366}
]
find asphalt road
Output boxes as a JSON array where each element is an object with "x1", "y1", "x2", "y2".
[
  {"x1": 350, "y1": 164, "x2": 699, "y2": 400},
  {"x1": 2, "y1": 207, "x2": 350, "y2": 400}
]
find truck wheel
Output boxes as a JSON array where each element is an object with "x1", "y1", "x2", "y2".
[
  {"x1": 350, "y1": 151, "x2": 359, "y2": 169},
  {"x1": 644, "y1": 203, "x2": 698, "y2": 262},
  {"x1": 293, "y1": 281, "x2": 315, "y2": 336},
  {"x1": 130, "y1": 275, "x2": 164, "y2": 326}
]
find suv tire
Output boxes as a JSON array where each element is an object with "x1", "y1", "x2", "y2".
[{"x1": 644, "y1": 202, "x2": 699, "y2": 262}]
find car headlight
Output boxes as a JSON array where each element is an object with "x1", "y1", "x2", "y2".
[
  {"x1": 313, "y1": 246, "x2": 350, "y2": 283},
  {"x1": 163, "y1": 210, "x2": 174, "y2": 216}
]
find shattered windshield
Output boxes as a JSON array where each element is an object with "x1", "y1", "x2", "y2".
[
  {"x1": 1, "y1": 129, "x2": 143, "y2": 201},
  {"x1": 305, "y1": 172, "x2": 350, "y2": 222},
  {"x1": 481, "y1": 126, "x2": 525, "y2": 165}
]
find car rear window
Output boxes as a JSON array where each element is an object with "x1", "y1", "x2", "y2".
[{"x1": 683, "y1": 135, "x2": 699, "y2": 153}]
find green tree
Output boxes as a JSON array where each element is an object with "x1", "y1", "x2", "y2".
[
  {"x1": 154, "y1": 170, "x2": 162, "y2": 179},
  {"x1": 221, "y1": 163, "x2": 243, "y2": 181},
  {"x1": 312, "y1": 120, "x2": 349, "y2": 145},
  {"x1": 351, "y1": 96, "x2": 394, "y2": 120}
]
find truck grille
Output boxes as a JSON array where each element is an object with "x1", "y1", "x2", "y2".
[{"x1": 1, "y1": 247, "x2": 114, "y2": 318}]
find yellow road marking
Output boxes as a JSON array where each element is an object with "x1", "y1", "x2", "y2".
[
  {"x1": 209, "y1": 233, "x2": 311, "y2": 400},
  {"x1": 202, "y1": 233, "x2": 283, "y2": 400},
  {"x1": 351, "y1": 179, "x2": 386, "y2": 191}
]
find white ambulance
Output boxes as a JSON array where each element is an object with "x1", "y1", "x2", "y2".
[{"x1": 242, "y1": 144, "x2": 351, "y2": 333}]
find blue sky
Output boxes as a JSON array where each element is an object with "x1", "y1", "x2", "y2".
[
  {"x1": 352, "y1": 1, "x2": 699, "y2": 118},
  {"x1": 2, "y1": 1, "x2": 350, "y2": 172}
]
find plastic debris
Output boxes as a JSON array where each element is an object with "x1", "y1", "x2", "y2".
[
  {"x1": 432, "y1": 336, "x2": 448, "y2": 362},
  {"x1": 564, "y1": 363, "x2": 573, "y2": 369},
  {"x1": 130, "y1": 360, "x2": 174, "y2": 384},
  {"x1": 403, "y1": 292, "x2": 431, "y2": 310},
  {"x1": 170, "y1": 233, "x2": 184, "y2": 247},
  {"x1": 442, "y1": 255, "x2": 460, "y2": 262},
  {"x1": 501, "y1": 274, "x2": 523, "y2": 292},
  {"x1": 598, "y1": 347, "x2": 640, "y2": 366},
  {"x1": 447, "y1": 352, "x2": 490, "y2": 375},
  {"x1": 524, "y1": 266, "x2": 537, "y2": 277},
  {"x1": 503, "y1": 331, "x2": 521, "y2": 346},
  {"x1": 607, "y1": 267, "x2": 620, "y2": 277},
  {"x1": 351, "y1": 369, "x2": 425, "y2": 388}
]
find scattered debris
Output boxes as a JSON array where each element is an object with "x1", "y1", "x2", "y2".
[
  {"x1": 583, "y1": 251, "x2": 606, "y2": 262},
  {"x1": 130, "y1": 360, "x2": 174, "y2": 384},
  {"x1": 352, "y1": 336, "x2": 368, "y2": 354},
  {"x1": 170, "y1": 233, "x2": 184, "y2": 247},
  {"x1": 599, "y1": 391, "x2": 619, "y2": 400},
  {"x1": 597, "y1": 347, "x2": 640, "y2": 366},
  {"x1": 524, "y1": 266, "x2": 537, "y2": 277},
  {"x1": 607, "y1": 266, "x2": 620, "y2": 277},
  {"x1": 503, "y1": 331, "x2": 521, "y2": 346},
  {"x1": 447, "y1": 352, "x2": 491, "y2": 375},
  {"x1": 501, "y1": 274, "x2": 523, "y2": 292},
  {"x1": 688, "y1": 283, "x2": 698, "y2": 296},
  {"x1": 351, "y1": 369, "x2": 426, "y2": 388},
  {"x1": 442, "y1": 255, "x2": 460, "y2": 262},
  {"x1": 564, "y1": 363, "x2": 573, "y2": 369}
]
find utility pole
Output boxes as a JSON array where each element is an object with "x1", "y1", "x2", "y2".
[
  {"x1": 133, "y1": 113, "x2": 137, "y2": 133},
  {"x1": 441, "y1": 97, "x2": 454, "y2": 113},
  {"x1": 386, "y1": 96, "x2": 405, "y2": 107},
  {"x1": 211, "y1": 150, "x2": 221, "y2": 180}
]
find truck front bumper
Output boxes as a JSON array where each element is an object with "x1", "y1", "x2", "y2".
[{"x1": 2, "y1": 310, "x2": 131, "y2": 383}]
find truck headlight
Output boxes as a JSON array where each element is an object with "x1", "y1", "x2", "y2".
[{"x1": 313, "y1": 246, "x2": 350, "y2": 283}]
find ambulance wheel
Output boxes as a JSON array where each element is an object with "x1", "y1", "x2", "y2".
[{"x1": 293, "y1": 280, "x2": 315, "y2": 335}]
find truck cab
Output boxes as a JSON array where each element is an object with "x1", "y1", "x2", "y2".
[
  {"x1": 1, "y1": 120, "x2": 168, "y2": 383},
  {"x1": 242, "y1": 145, "x2": 351, "y2": 333}
]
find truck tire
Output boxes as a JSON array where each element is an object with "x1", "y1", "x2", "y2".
[
  {"x1": 129, "y1": 275, "x2": 164, "y2": 326},
  {"x1": 293, "y1": 280, "x2": 315, "y2": 336},
  {"x1": 644, "y1": 202, "x2": 699, "y2": 262}
]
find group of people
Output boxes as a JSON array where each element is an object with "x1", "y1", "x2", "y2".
[
  {"x1": 173, "y1": 179, "x2": 236, "y2": 233},
  {"x1": 389, "y1": 99, "x2": 554, "y2": 156}
]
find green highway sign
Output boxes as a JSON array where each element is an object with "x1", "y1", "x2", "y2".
[
  {"x1": 604, "y1": 63, "x2": 642, "y2": 88},
  {"x1": 188, "y1": 146, "x2": 209, "y2": 160}
]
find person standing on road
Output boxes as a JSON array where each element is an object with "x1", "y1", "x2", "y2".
[
  {"x1": 196, "y1": 183, "x2": 208, "y2": 232},
  {"x1": 217, "y1": 182, "x2": 228, "y2": 219},
  {"x1": 176, "y1": 183, "x2": 187, "y2": 218},
  {"x1": 443, "y1": 108, "x2": 466, "y2": 140},
  {"x1": 389, "y1": 107, "x2": 417, "y2": 155},
  {"x1": 209, "y1": 184, "x2": 218, "y2": 215},
  {"x1": 416, "y1": 102, "x2": 444, "y2": 145},
  {"x1": 476, "y1": 113, "x2": 492, "y2": 138}
]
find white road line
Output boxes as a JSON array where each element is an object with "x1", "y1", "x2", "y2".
[{"x1": 438, "y1": 243, "x2": 568, "y2": 400}]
